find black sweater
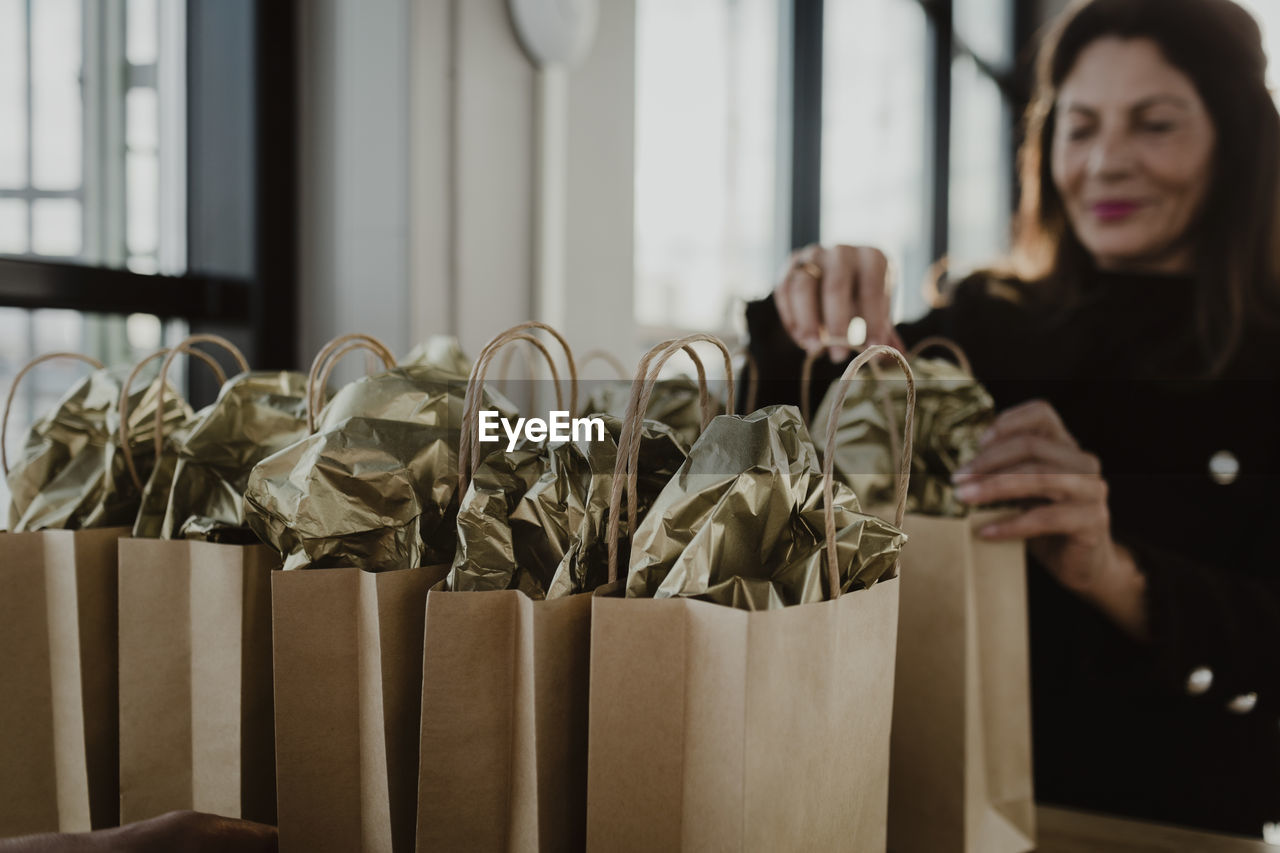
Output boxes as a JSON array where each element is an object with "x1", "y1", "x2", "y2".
[{"x1": 745, "y1": 269, "x2": 1280, "y2": 837}]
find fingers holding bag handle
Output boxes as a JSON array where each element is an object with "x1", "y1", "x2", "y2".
[
  {"x1": 821, "y1": 345, "x2": 916, "y2": 596},
  {"x1": 2, "y1": 352, "x2": 105, "y2": 477}
]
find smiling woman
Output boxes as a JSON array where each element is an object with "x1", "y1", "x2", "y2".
[
  {"x1": 746, "y1": 0, "x2": 1280, "y2": 838},
  {"x1": 1050, "y1": 37, "x2": 1217, "y2": 274}
]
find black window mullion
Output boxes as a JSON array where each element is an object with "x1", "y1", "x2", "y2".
[
  {"x1": 789, "y1": 0, "x2": 823, "y2": 252},
  {"x1": 924, "y1": 0, "x2": 952, "y2": 267}
]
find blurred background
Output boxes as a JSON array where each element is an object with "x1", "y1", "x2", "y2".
[{"x1": 2, "y1": 0, "x2": 1280, "y2": 510}]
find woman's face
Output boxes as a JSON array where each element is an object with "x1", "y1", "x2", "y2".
[{"x1": 1051, "y1": 37, "x2": 1216, "y2": 273}]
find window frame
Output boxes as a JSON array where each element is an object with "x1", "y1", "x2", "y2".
[
  {"x1": 0, "y1": 0, "x2": 299, "y2": 375},
  {"x1": 787, "y1": 0, "x2": 1022, "y2": 273}
]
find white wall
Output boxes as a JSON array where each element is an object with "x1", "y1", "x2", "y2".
[{"x1": 300, "y1": 0, "x2": 637, "y2": 370}]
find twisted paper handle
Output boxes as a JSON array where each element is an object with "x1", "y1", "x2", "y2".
[
  {"x1": 578, "y1": 349, "x2": 629, "y2": 380},
  {"x1": 798, "y1": 330, "x2": 840, "y2": 426},
  {"x1": 118, "y1": 347, "x2": 229, "y2": 490},
  {"x1": 821, "y1": 345, "x2": 916, "y2": 597},
  {"x1": 737, "y1": 347, "x2": 760, "y2": 414},
  {"x1": 457, "y1": 322, "x2": 578, "y2": 497},
  {"x1": 606, "y1": 334, "x2": 735, "y2": 585},
  {"x1": 306, "y1": 333, "x2": 398, "y2": 433},
  {"x1": 907, "y1": 336, "x2": 972, "y2": 376},
  {"x1": 1, "y1": 352, "x2": 105, "y2": 477},
  {"x1": 150, "y1": 335, "x2": 249, "y2": 467}
]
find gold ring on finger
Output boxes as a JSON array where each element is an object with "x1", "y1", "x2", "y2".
[{"x1": 797, "y1": 260, "x2": 823, "y2": 281}]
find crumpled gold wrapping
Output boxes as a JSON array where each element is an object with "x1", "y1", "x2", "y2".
[
  {"x1": 244, "y1": 362, "x2": 516, "y2": 570},
  {"x1": 448, "y1": 415, "x2": 688, "y2": 599},
  {"x1": 403, "y1": 335, "x2": 472, "y2": 377},
  {"x1": 244, "y1": 416, "x2": 458, "y2": 571},
  {"x1": 133, "y1": 370, "x2": 310, "y2": 541},
  {"x1": 583, "y1": 376, "x2": 721, "y2": 448},
  {"x1": 314, "y1": 363, "x2": 516, "y2": 433},
  {"x1": 625, "y1": 405, "x2": 905, "y2": 611},
  {"x1": 811, "y1": 356, "x2": 993, "y2": 517},
  {"x1": 7, "y1": 369, "x2": 191, "y2": 532}
]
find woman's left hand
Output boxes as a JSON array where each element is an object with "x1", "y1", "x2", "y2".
[{"x1": 951, "y1": 399, "x2": 1148, "y2": 638}]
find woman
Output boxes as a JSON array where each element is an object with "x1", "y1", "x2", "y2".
[{"x1": 750, "y1": 0, "x2": 1280, "y2": 837}]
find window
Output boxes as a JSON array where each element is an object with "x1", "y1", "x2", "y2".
[
  {"x1": 948, "y1": 0, "x2": 1014, "y2": 278},
  {"x1": 1234, "y1": 0, "x2": 1280, "y2": 102},
  {"x1": 821, "y1": 0, "x2": 931, "y2": 320},
  {"x1": 634, "y1": 0, "x2": 1020, "y2": 339},
  {"x1": 0, "y1": 0, "x2": 298, "y2": 517},
  {"x1": 634, "y1": 0, "x2": 787, "y2": 341},
  {"x1": 0, "y1": 0, "x2": 190, "y2": 511}
]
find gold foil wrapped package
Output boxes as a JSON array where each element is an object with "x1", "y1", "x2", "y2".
[
  {"x1": 315, "y1": 362, "x2": 515, "y2": 432},
  {"x1": 811, "y1": 356, "x2": 993, "y2": 517},
  {"x1": 133, "y1": 370, "x2": 310, "y2": 541},
  {"x1": 449, "y1": 415, "x2": 688, "y2": 599},
  {"x1": 248, "y1": 360, "x2": 518, "y2": 571},
  {"x1": 8, "y1": 368, "x2": 192, "y2": 532},
  {"x1": 583, "y1": 376, "x2": 721, "y2": 448},
  {"x1": 625, "y1": 405, "x2": 905, "y2": 611},
  {"x1": 402, "y1": 335, "x2": 472, "y2": 377},
  {"x1": 244, "y1": 416, "x2": 458, "y2": 571}
]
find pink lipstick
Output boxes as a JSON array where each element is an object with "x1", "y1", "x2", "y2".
[{"x1": 1092, "y1": 200, "x2": 1142, "y2": 221}]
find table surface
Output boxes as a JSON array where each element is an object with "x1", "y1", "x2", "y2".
[{"x1": 1037, "y1": 806, "x2": 1278, "y2": 852}]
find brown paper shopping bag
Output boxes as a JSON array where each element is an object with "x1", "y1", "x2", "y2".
[
  {"x1": 887, "y1": 512, "x2": 1035, "y2": 853},
  {"x1": 0, "y1": 350, "x2": 171, "y2": 836},
  {"x1": 116, "y1": 335, "x2": 295, "y2": 824},
  {"x1": 0, "y1": 526, "x2": 125, "y2": 836},
  {"x1": 416, "y1": 322, "x2": 595, "y2": 852},
  {"x1": 810, "y1": 337, "x2": 1034, "y2": 853},
  {"x1": 117, "y1": 537, "x2": 278, "y2": 823},
  {"x1": 272, "y1": 564, "x2": 447, "y2": 853},
  {"x1": 585, "y1": 342, "x2": 909, "y2": 853},
  {"x1": 418, "y1": 588, "x2": 592, "y2": 852}
]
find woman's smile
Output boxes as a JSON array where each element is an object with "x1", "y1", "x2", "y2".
[{"x1": 1090, "y1": 198, "x2": 1145, "y2": 221}]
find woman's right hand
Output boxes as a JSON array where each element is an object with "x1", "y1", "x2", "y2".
[{"x1": 772, "y1": 244, "x2": 903, "y2": 361}]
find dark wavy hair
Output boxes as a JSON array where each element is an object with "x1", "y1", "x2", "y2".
[{"x1": 1012, "y1": 0, "x2": 1280, "y2": 375}]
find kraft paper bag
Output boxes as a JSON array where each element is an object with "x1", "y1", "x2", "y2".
[
  {"x1": 585, "y1": 341, "x2": 909, "y2": 852},
  {"x1": 587, "y1": 578, "x2": 900, "y2": 852},
  {"x1": 272, "y1": 564, "x2": 448, "y2": 853},
  {"x1": 416, "y1": 588, "x2": 592, "y2": 852},
  {"x1": 415, "y1": 324, "x2": 682, "y2": 852},
  {"x1": 116, "y1": 538, "x2": 278, "y2": 824},
  {"x1": 886, "y1": 510, "x2": 1035, "y2": 853},
  {"x1": 0, "y1": 526, "x2": 126, "y2": 836}
]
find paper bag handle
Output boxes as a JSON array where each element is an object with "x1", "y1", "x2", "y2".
[
  {"x1": 2, "y1": 352, "x2": 105, "y2": 477},
  {"x1": 306, "y1": 333, "x2": 398, "y2": 433},
  {"x1": 800, "y1": 333, "x2": 954, "y2": 426},
  {"x1": 458, "y1": 322, "x2": 578, "y2": 497},
  {"x1": 797, "y1": 331, "x2": 843, "y2": 427},
  {"x1": 492, "y1": 340, "x2": 542, "y2": 397},
  {"x1": 606, "y1": 334, "x2": 735, "y2": 585},
  {"x1": 118, "y1": 346, "x2": 231, "y2": 490},
  {"x1": 907, "y1": 336, "x2": 972, "y2": 376},
  {"x1": 578, "y1": 349, "x2": 629, "y2": 380},
  {"x1": 821, "y1": 345, "x2": 916, "y2": 596},
  {"x1": 458, "y1": 334, "x2": 565, "y2": 494},
  {"x1": 150, "y1": 334, "x2": 249, "y2": 461},
  {"x1": 736, "y1": 347, "x2": 759, "y2": 413}
]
